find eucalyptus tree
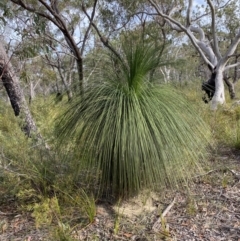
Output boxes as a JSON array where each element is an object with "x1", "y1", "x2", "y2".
[
  {"x1": 23, "y1": 58, "x2": 61, "y2": 99},
  {"x1": 7, "y1": 0, "x2": 99, "y2": 95},
  {"x1": 0, "y1": 40, "x2": 39, "y2": 137},
  {"x1": 222, "y1": 2, "x2": 240, "y2": 84},
  {"x1": 92, "y1": 0, "x2": 205, "y2": 85},
  {"x1": 146, "y1": 0, "x2": 240, "y2": 109},
  {"x1": 43, "y1": 50, "x2": 75, "y2": 101}
]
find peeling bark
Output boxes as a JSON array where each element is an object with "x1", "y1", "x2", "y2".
[
  {"x1": 0, "y1": 42, "x2": 38, "y2": 137},
  {"x1": 0, "y1": 62, "x2": 21, "y2": 116},
  {"x1": 224, "y1": 76, "x2": 235, "y2": 99}
]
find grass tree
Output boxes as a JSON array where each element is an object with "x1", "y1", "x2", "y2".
[{"x1": 57, "y1": 38, "x2": 210, "y2": 198}]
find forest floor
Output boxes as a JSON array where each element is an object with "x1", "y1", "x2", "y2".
[{"x1": 0, "y1": 146, "x2": 240, "y2": 241}]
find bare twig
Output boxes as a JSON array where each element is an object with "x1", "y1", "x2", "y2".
[
  {"x1": 152, "y1": 197, "x2": 176, "y2": 232},
  {"x1": 207, "y1": 0, "x2": 221, "y2": 59},
  {"x1": 194, "y1": 169, "x2": 219, "y2": 178},
  {"x1": 227, "y1": 168, "x2": 240, "y2": 180}
]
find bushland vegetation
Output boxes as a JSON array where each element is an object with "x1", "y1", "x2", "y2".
[{"x1": 0, "y1": 0, "x2": 240, "y2": 239}]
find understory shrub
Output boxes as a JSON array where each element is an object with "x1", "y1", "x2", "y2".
[{"x1": 57, "y1": 38, "x2": 211, "y2": 198}]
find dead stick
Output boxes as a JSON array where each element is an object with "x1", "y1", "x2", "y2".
[
  {"x1": 152, "y1": 197, "x2": 176, "y2": 232},
  {"x1": 227, "y1": 168, "x2": 240, "y2": 180}
]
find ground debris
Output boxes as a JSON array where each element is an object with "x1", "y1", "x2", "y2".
[{"x1": 1, "y1": 148, "x2": 240, "y2": 240}]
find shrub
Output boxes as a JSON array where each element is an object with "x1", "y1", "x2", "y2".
[{"x1": 57, "y1": 38, "x2": 210, "y2": 197}]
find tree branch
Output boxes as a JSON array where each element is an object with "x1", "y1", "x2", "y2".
[
  {"x1": 186, "y1": 0, "x2": 193, "y2": 27},
  {"x1": 192, "y1": 0, "x2": 232, "y2": 23},
  {"x1": 10, "y1": 0, "x2": 82, "y2": 61},
  {"x1": 221, "y1": 29, "x2": 240, "y2": 67},
  {"x1": 148, "y1": 0, "x2": 213, "y2": 68},
  {"x1": 225, "y1": 62, "x2": 240, "y2": 71},
  {"x1": 82, "y1": 3, "x2": 123, "y2": 63},
  {"x1": 207, "y1": 0, "x2": 221, "y2": 59},
  {"x1": 81, "y1": 0, "x2": 98, "y2": 56},
  {"x1": 10, "y1": 0, "x2": 84, "y2": 93},
  {"x1": 10, "y1": 0, "x2": 63, "y2": 30}
]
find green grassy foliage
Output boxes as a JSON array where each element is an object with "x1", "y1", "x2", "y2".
[
  {"x1": 57, "y1": 39, "x2": 210, "y2": 197},
  {"x1": 207, "y1": 106, "x2": 240, "y2": 148},
  {"x1": 0, "y1": 97, "x2": 97, "y2": 239},
  {"x1": 179, "y1": 78, "x2": 240, "y2": 149},
  {"x1": 0, "y1": 103, "x2": 30, "y2": 197},
  {"x1": 1, "y1": 39, "x2": 239, "y2": 239}
]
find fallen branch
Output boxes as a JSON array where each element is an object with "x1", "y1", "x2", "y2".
[
  {"x1": 152, "y1": 197, "x2": 176, "y2": 233},
  {"x1": 227, "y1": 168, "x2": 240, "y2": 180},
  {"x1": 0, "y1": 211, "x2": 17, "y2": 216},
  {"x1": 194, "y1": 169, "x2": 219, "y2": 178}
]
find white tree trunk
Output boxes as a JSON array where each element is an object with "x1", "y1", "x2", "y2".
[
  {"x1": 160, "y1": 66, "x2": 170, "y2": 83},
  {"x1": 211, "y1": 69, "x2": 225, "y2": 110},
  {"x1": 148, "y1": 0, "x2": 240, "y2": 109}
]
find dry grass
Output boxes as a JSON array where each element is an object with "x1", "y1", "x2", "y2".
[{"x1": 0, "y1": 146, "x2": 240, "y2": 240}]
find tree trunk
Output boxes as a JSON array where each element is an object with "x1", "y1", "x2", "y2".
[
  {"x1": 0, "y1": 42, "x2": 38, "y2": 137},
  {"x1": 211, "y1": 68, "x2": 225, "y2": 110},
  {"x1": 56, "y1": 56, "x2": 74, "y2": 101},
  {"x1": 224, "y1": 76, "x2": 235, "y2": 99},
  {"x1": 233, "y1": 54, "x2": 240, "y2": 84}
]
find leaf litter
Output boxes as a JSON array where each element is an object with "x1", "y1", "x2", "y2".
[{"x1": 0, "y1": 147, "x2": 240, "y2": 241}]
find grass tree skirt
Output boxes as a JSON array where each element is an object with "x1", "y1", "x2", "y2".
[{"x1": 57, "y1": 39, "x2": 210, "y2": 198}]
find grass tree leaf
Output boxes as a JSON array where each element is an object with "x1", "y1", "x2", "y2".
[{"x1": 57, "y1": 38, "x2": 210, "y2": 198}]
